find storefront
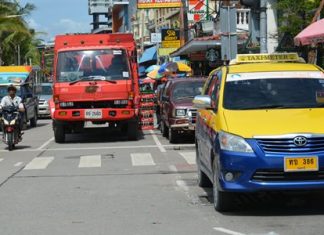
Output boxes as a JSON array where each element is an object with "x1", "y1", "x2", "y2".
[{"x1": 170, "y1": 34, "x2": 248, "y2": 76}]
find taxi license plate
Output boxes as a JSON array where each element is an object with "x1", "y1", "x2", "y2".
[
  {"x1": 284, "y1": 156, "x2": 318, "y2": 172},
  {"x1": 85, "y1": 109, "x2": 102, "y2": 119}
]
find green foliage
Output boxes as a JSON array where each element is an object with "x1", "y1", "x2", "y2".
[
  {"x1": 276, "y1": 0, "x2": 323, "y2": 37},
  {"x1": 0, "y1": 0, "x2": 40, "y2": 66}
]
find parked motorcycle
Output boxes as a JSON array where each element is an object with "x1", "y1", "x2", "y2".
[{"x1": 0, "y1": 106, "x2": 21, "y2": 151}]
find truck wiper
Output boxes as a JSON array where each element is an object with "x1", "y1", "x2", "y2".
[
  {"x1": 69, "y1": 76, "x2": 117, "y2": 85},
  {"x1": 69, "y1": 77, "x2": 90, "y2": 85}
]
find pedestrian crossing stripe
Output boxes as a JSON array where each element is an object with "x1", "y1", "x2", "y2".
[
  {"x1": 0, "y1": 151, "x2": 196, "y2": 170},
  {"x1": 79, "y1": 155, "x2": 101, "y2": 168},
  {"x1": 24, "y1": 157, "x2": 54, "y2": 170},
  {"x1": 131, "y1": 153, "x2": 155, "y2": 166}
]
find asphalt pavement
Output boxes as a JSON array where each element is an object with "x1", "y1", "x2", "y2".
[{"x1": 0, "y1": 119, "x2": 324, "y2": 235}]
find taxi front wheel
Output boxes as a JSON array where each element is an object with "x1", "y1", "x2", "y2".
[{"x1": 213, "y1": 161, "x2": 234, "y2": 212}]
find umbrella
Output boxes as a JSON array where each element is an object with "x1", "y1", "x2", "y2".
[
  {"x1": 140, "y1": 77, "x2": 156, "y2": 84},
  {"x1": 147, "y1": 69, "x2": 164, "y2": 79},
  {"x1": 145, "y1": 65, "x2": 160, "y2": 73},
  {"x1": 158, "y1": 62, "x2": 192, "y2": 74},
  {"x1": 294, "y1": 19, "x2": 324, "y2": 46}
]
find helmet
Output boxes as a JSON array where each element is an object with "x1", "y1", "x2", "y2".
[{"x1": 7, "y1": 84, "x2": 17, "y2": 92}]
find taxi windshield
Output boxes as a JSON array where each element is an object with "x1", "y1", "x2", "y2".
[
  {"x1": 56, "y1": 49, "x2": 130, "y2": 82},
  {"x1": 172, "y1": 81, "x2": 204, "y2": 100},
  {"x1": 224, "y1": 75, "x2": 324, "y2": 110}
]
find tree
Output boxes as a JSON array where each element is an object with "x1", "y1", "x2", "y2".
[
  {"x1": 276, "y1": 0, "x2": 323, "y2": 37},
  {"x1": 0, "y1": 0, "x2": 40, "y2": 65}
]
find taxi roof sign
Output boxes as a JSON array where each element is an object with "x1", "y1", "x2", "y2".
[{"x1": 231, "y1": 53, "x2": 304, "y2": 64}]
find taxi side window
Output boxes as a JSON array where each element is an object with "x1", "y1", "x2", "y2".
[
  {"x1": 204, "y1": 73, "x2": 216, "y2": 95},
  {"x1": 209, "y1": 71, "x2": 222, "y2": 110}
]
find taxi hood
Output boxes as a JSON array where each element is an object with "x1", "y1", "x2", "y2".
[{"x1": 223, "y1": 109, "x2": 324, "y2": 138}]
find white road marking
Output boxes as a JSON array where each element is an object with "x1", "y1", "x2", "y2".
[
  {"x1": 24, "y1": 157, "x2": 54, "y2": 170},
  {"x1": 0, "y1": 158, "x2": 3, "y2": 162},
  {"x1": 150, "y1": 130, "x2": 166, "y2": 153},
  {"x1": 131, "y1": 153, "x2": 155, "y2": 166},
  {"x1": 78, "y1": 155, "x2": 101, "y2": 168},
  {"x1": 213, "y1": 227, "x2": 246, "y2": 235},
  {"x1": 176, "y1": 180, "x2": 189, "y2": 192},
  {"x1": 179, "y1": 152, "x2": 196, "y2": 165},
  {"x1": 168, "y1": 165, "x2": 178, "y2": 173},
  {"x1": 14, "y1": 162, "x2": 23, "y2": 167},
  {"x1": 37, "y1": 137, "x2": 54, "y2": 150}
]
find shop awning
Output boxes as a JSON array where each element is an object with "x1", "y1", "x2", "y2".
[
  {"x1": 170, "y1": 34, "x2": 248, "y2": 57},
  {"x1": 139, "y1": 46, "x2": 157, "y2": 64}
]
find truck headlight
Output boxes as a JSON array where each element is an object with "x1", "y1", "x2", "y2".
[
  {"x1": 60, "y1": 102, "x2": 74, "y2": 108},
  {"x1": 175, "y1": 109, "x2": 186, "y2": 117},
  {"x1": 219, "y1": 131, "x2": 253, "y2": 153},
  {"x1": 114, "y1": 100, "x2": 128, "y2": 105}
]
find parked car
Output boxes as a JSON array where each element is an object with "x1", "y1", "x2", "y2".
[
  {"x1": 38, "y1": 83, "x2": 53, "y2": 118},
  {"x1": 160, "y1": 77, "x2": 205, "y2": 143}
]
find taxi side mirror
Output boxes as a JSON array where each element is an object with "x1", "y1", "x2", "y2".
[{"x1": 193, "y1": 95, "x2": 212, "y2": 109}]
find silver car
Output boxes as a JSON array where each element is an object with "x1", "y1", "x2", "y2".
[{"x1": 38, "y1": 83, "x2": 52, "y2": 118}]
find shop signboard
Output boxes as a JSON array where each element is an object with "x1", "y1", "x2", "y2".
[
  {"x1": 159, "y1": 48, "x2": 178, "y2": 56},
  {"x1": 151, "y1": 33, "x2": 162, "y2": 43},
  {"x1": 188, "y1": 0, "x2": 207, "y2": 22},
  {"x1": 161, "y1": 29, "x2": 180, "y2": 48},
  {"x1": 137, "y1": 0, "x2": 181, "y2": 9}
]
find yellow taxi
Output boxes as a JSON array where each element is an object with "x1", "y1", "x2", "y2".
[{"x1": 193, "y1": 53, "x2": 324, "y2": 212}]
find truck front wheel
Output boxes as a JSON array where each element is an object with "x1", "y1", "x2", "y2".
[
  {"x1": 54, "y1": 125, "x2": 65, "y2": 143},
  {"x1": 127, "y1": 121, "x2": 139, "y2": 141}
]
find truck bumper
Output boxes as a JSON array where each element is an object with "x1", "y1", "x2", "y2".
[{"x1": 53, "y1": 108, "x2": 136, "y2": 121}]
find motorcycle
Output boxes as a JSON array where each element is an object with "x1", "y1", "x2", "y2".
[{"x1": 0, "y1": 106, "x2": 21, "y2": 151}]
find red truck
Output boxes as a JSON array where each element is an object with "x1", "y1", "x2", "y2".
[{"x1": 52, "y1": 33, "x2": 140, "y2": 143}]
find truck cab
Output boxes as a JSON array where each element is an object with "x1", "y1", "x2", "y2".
[{"x1": 52, "y1": 33, "x2": 140, "y2": 143}]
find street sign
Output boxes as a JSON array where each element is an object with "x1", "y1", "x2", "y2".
[
  {"x1": 161, "y1": 29, "x2": 181, "y2": 48},
  {"x1": 220, "y1": 6, "x2": 237, "y2": 61},
  {"x1": 137, "y1": 0, "x2": 181, "y2": 9},
  {"x1": 151, "y1": 33, "x2": 162, "y2": 43}
]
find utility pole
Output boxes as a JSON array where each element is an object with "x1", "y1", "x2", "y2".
[
  {"x1": 140, "y1": 10, "x2": 145, "y2": 55},
  {"x1": 180, "y1": 0, "x2": 189, "y2": 46},
  {"x1": 154, "y1": 9, "x2": 160, "y2": 64},
  {"x1": 260, "y1": 0, "x2": 267, "y2": 53}
]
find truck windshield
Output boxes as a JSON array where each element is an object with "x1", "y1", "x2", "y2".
[
  {"x1": 56, "y1": 49, "x2": 130, "y2": 82},
  {"x1": 224, "y1": 77, "x2": 324, "y2": 110},
  {"x1": 172, "y1": 81, "x2": 204, "y2": 100}
]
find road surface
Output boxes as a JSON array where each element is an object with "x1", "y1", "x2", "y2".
[{"x1": 0, "y1": 119, "x2": 323, "y2": 235}]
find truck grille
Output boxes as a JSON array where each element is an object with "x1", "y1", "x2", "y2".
[
  {"x1": 252, "y1": 169, "x2": 324, "y2": 182},
  {"x1": 38, "y1": 99, "x2": 46, "y2": 105},
  {"x1": 256, "y1": 137, "x2": 324, "y2": 153},
  {"x1": 60, "y1": 101, "x2": 127, "y2": 109},
  {"x1": 188, "y1": 109, "x2": 197, "y2": 123}
]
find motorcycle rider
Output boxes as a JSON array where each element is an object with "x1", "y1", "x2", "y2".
[{"x1": 0, "y1": 85, "x2": 25, "y2": 138}]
